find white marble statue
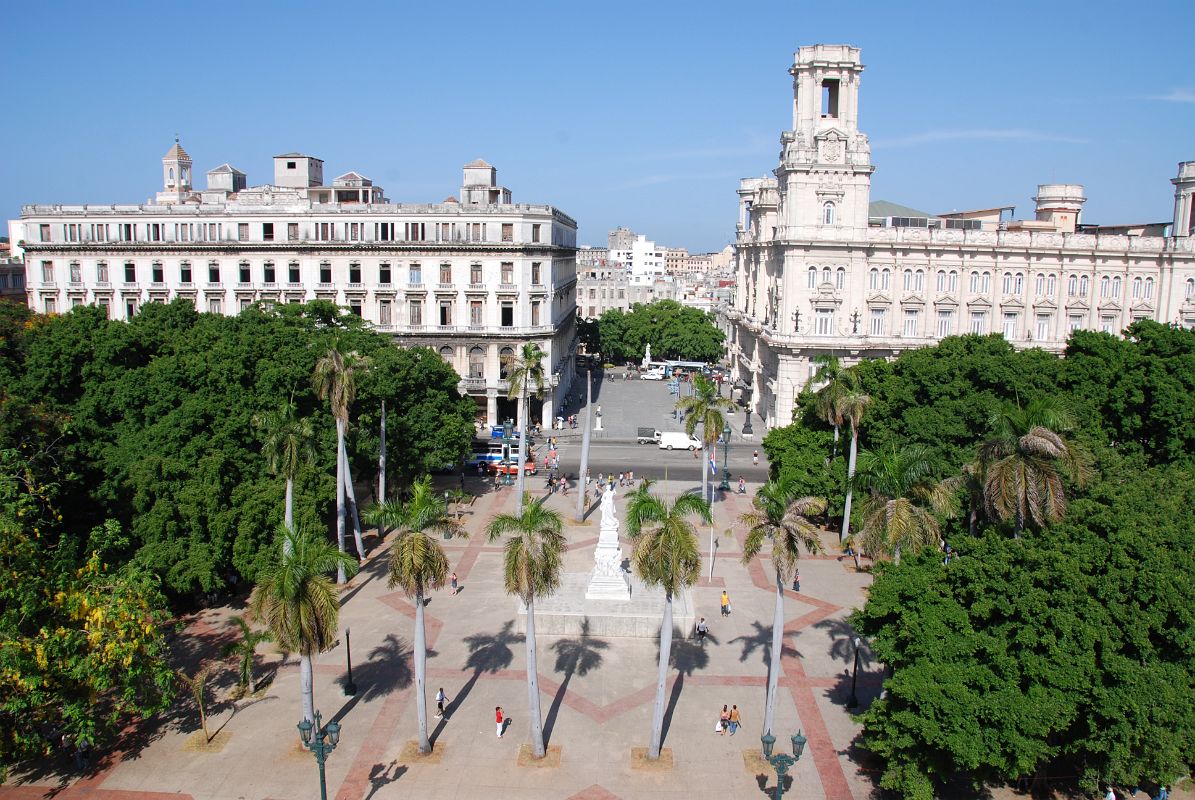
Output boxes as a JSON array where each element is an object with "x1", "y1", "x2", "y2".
[
  {"x1": 642, "y1": 343, "x2": 651, "y2": 369},
  {"x1": 587, "y1": 484, "x2": 630, "y2": 600},
  {"x1": 600, "y1": 485, "x2": 617, "y2": 529}
]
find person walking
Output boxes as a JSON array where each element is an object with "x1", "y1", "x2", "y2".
[
  {"x1": 753, "y1": 450, "x2": 759, "y2": 466},
  {"x1": 720, "y1": 590, "x2": 731, "y2": 617},
  {"x1": 559, "y1": 476, "x2": 568, "y2": 495},
  {"x1": 449, "y1": 572, "x2": 459, "y2": 596},
  {"x1": 738, "y1": 476, "x2": 746, "y2": 494},
  {"x1": 793, "y1": 568, "x2": 800, "y2": 593},
  {"x1": 718, "y1": 705, "x2": 730, "y2": 736},
  {"x1": 696, "y1": 617, "x2": 709, "y2": 643},
  {"x1": 728, "y1": 705, "x2": 741, "y2": 735},
  {"x1": 435, "y1": 687, "x2": 449, "y2": 718},
  {"x1": 495, "y1": 706, "x2": 505, "y2": 737}
]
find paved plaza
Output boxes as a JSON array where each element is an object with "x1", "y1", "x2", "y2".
[{"x1": 0, "y1": 469, "x2": 887, "y2": 800}]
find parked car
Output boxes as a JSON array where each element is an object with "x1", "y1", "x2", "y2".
[
  {"x1": 642, "y1": 368, "x2": 666, "y2": 381},
  {"x1": 489, "y1": 457, "x2": 537, "y2": 476},
  {"x1": 658, "y1": 432, "x2": 702, "y2": 451},
  {"x1": 637, "y1": 427, "x2": 661, "y2": 444}
]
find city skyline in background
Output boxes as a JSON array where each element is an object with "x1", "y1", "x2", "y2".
[{"x1": 2, "y1": 0, "x2": 1192, "y2": 254}]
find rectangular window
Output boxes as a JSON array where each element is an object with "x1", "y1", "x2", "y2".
[
  {"x1": 409, "y1": 299, "x2": 423, "y2": 326},
  {"x1": 1100, "y1": 315, "x2": 1116, "y2": 334},
  {"x1": 501, "y1": 302, "x2": 514, "y2": 327},
  {"x1": 348, "y1": 223, "x2": 361, "y2": 241},
  {"x1": 500, "y1": 262, "x2": 514, "y2": 284},
  {"x1": 97, "y1": 262, "x2": 109, "y2": 283},
  {"x1": 970, "y1": 311, "x2": 987, "y2": 334},
  {"x1": 1035, "y1": 313, "x2": 1051, "y2": 341},
  {"x1": 208, "y1": 263, "x2": 220, "y2": 283},
  {"x1": 124, "y1": 262, "x2": 136, "y2": 283},
  {"x1": 531, "y1": 301, "x2": 541, "y2": 326},
  {"x1": 470, "y1": 300, "x2": 484, "y2": 326},
  {"x1": 152, "y1": 263, "x2": 164, "y2": 283},
  {"x1": 903, "y1": 309, "x2": 919, "y2": 337},
  {"x1": 531, "y1": 262, "x2": 542, "y2": 284},
  {"x1": 1002, "y1": 312, "x2": 1018, "y2": 339},
  {"x1": 470, "y1": 263, "x2": 483, "y2": 284},
  {"x1": 320, "y1": 263, "x2": 332, "y2": 283},
  {"x1": 869, "y1": 308, "x2": 885, "y2": 336},
  {"x1": 289, "y1": 262, "x2": 300, "y2": 283},
  {"x1": 349, "y1": 263, "x2": 362, "y2": 284},
  {"x1": 71, "y1": 297, "x2": 83, "y2": 309},
  {"x1": 1067, "y1": 314, "x2": 1083, "y2": 334},
  {"x1": 97, "y1": 297, "x2": 110, "y2": 317},
  {"x1": 937, "y1": 309, "x2": 954, "y2": 338},
  {"x1": 148, "y1": 223, "x2": 162, "y2": 242},
  {"x1": 181, "y1": 262, "x2": 193, "y2": 283},
  {"x1": 439, "y1": 263, "x2": 452, "y2": 284},
  {"x1": 439, "y1": 300, "x2": 453, "y2": 326},
  {"x1": 262, "y1": 223, "x2": 274, "y2": 241},
  {"x1": 69, "y1": 262, "x2": 81, "y2": 283},
  {"x1": 379, "y1": 300, "x2": 392, "y2": 326},
  {"x1": 349, "y1": 301, "x2": 362, "y2": 317},
  {"x1": 379, "y1": 263, "x2": 391, "y2": 284},
  {"x1": 501, "y1": 223, "x2": 514, "y2": 242},
  {"x1": 126, "y1": 300, "x2": 137, "y2": 318},
  {"x1": 531, "y1": 224, "x2": 541, "y2": 243},
  {"x1": 263, "y1": 262, "x2": 276, "y2": 284},
  {"x1": 39, "y1": 224, "x2": 51, "y2": 242},
  {"x1": 288, "y1": 222, "x2": 299, "y2": 241},
  {"x1": 588, "y1": 305, "x2": 596, "y2": 318},
  {"x1": 814, "y1": 309, "x2": 833, "y2": 336},
  {"x1": 239, "y1": 263, "x2": 251, "y2": 283},
  {"x1": 209, "y1": 298, "x2": 222, "y2": 314},
  {"x1": 238, "y1": 223, "x2": 249, "y2": 241},
  {"x1": 409, "y1": 263, "x2": 422, "y2": 284},
  {"x1": 41, "y1": 261, "x2": 54, "y2": 283},
  {"x1": 239, "y1": 298, "x2": 252, "y2": 312},
  {"x1": 44, "y1": 298, "x2": 56, "y2": 314}
]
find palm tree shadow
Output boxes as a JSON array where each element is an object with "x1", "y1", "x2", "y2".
[
  {"x1": 729, "y1": 620, "x2": 801, "y2": 668},
  {"x1": 812, "y1": 617, "x2": 876, "y2": 669},
  {"x1": 543, "y1": 618, "x2": 608, "y2": 745},
  {"x1": 339, "y1": 555, "x2": 392, "y2": 606},
  {"x1": 656, "y1": 627, "x2": 710, "y2": 749},
  {"x1": 330, "y1": 633, "x2": 416, "y2": 724},
  {"x1": 364, "y1": 761, "x2": 407, "y2": 800},
  {"x1": 429, "y1": 620, "x2": 523, "y2": 745}
]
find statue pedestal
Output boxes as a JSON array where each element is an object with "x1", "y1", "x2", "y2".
[{"x1": 586, "y1": 517, "x2": 630, "y2": 601}]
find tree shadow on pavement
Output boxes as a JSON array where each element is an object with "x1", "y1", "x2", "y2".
[
  {"x1": 364, "y1": 761, "x2": 408, "y2": 800},
  {"x1": 429, "y1": 620, "x2": 523, "y2": 745},
  {"x1": 339, "y1": 554, "x2": 392, "y2": 607},
  {"x1": 729, "y1": 620, "x2": 801, "y2": 668},
  {"x1": 544, "y1": 618, "x2": 608, "y2": 745},
  {"x1": 813, "y1": 616, "x2": 876, "y2": 669},
  {"x1": 329, "y1": 633, "x2": 416, "y2": 724},
  {"x1": 657, "y1": 627, "x2": 710, "y2": 749}
]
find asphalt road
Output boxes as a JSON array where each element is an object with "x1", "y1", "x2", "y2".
[{"x1": 536, "y1": 438, "x2": 770, "y2": 485}]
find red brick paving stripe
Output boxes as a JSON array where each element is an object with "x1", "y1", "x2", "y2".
[
  {"x1": 782, "y1": 637, "x2": 854, "y2": 800},
  {"x1": 567, "y1": 785, "x2": 622, "y2": 800}
]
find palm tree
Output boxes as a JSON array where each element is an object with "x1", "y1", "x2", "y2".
[
  {"x1": 805, "y1": 355, "x2": 858, "y2": 459},
  {"x1": 250, "y1": 524, "x2": 359, "y2": 722},
  {"x1": 362, "y1": 476, "x2": 464, "y2": 755},
  {"x1": 676, "y1": 374, "x2": 734, "y2": 508},
  {"x1": 852, "y1": 444, "x2": 957, "y2": 564},
  {"x1": 221, "y1": 615, "x2": 273, "y2": 695},
  {"x1": 486, "y1": 500, "x2": 565, "y2": 759},
  {"x1": 978, "y1": 397, "x2": 1091, "y2": 538},
  {"x1": 505, "y1": 342, "x2": 547, "y2": 511},
  {"x1": 836, "y1": 391, "x2": 870, "y2": 543},
  {"x1": 740, "y1": 480, "x2": 824, "y2": 738},
  {"x1": 313, "y1": 339, "x2": 369, "y2": 581},
  {"x1": 625, "y1": 484, "x2": 710, "y2": 760},
  {"x1": 252, "y1": 401, "x2": 315, "y2": 534}
]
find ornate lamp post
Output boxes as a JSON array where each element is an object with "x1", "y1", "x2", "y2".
[
  {"x1": 742, "y1": 383, "x2": 754, "y2": 435},
  {"x1": 761, "y1": 729, "x2": 807, "y2": 800},
  {"x1": 719, "y1": 421, "x2": 731, "y2": 491},
  {"x1": 297, "y1": 710, "x2": 342, "y2": 800},
  {"x1": 791, "y1": 309, "x2": 801, "y2": 333}
]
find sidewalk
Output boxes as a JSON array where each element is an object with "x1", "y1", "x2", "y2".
[{"x1": 1, "y1": 478, "x2": 881, "y2": 800}]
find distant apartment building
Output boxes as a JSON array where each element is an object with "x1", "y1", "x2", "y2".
[
  {"x1": 0, "y1": 259, "x2": 26, "y2": 304},
  {"x1": 10, "y1": 143, "x2": 580, "y2": 427},
  {"x1": 575, "y1": 266, "x2": 677, "y2": 319}
]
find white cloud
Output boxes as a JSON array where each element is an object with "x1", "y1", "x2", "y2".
[
  {"x1": 1149, "y1": 88, "x2": 1195, "y2": 104},
  {"x1": 873, "y1": 129, "x2": 1089, "y2": 149}
]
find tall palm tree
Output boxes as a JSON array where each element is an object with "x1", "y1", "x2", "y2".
[
  {"x1": 625, "y1": 484, "x2": 710, "y2": 760},
  {"x1": 852, "y1": 444, "x2": 957, "y2": 564},
  {"x1": 252, "y1": 401, "x2": 315, "y2": 533},
  {"x1": 486, "y1": 499, "x2": 565, "y2": 759},
  {"x1": 805, "y1": 355, "x2": 858, "y2": 459},
  {"x1": 221, "y1": 615, "x2": 273, "y2": 695},
  {"x1": 740, "y1": 480, "x2": 824, "y2": 739},
  {"x1": 978, "y1": 397, "x2": 1091, "y2": 538},
  {"x1": 505, "y1": 342, "x2": 547, "y2": 510},
  {"x1": 249, "y1": 524, "x2": 358, "y2": 722},
  {"x1": 835, "y1": 391, "x2": 870, "y2": 543},
  {"x1": 362, "y1": 476, "x2": 464, "y2": 755},
  {"x1": 313, "y1": 339, "x2": 369, "y2": 581},
  {"x1": 676, "y1": 374, "x2": 734, "y2": 508}
]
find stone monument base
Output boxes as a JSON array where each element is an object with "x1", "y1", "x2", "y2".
[{"x1": 517, "y1": 572, "x2": 695, "y2": 639}]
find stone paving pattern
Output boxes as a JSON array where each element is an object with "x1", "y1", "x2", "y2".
[{"x1": 1, "y1": 474, "x2": 886, "y2": 800}]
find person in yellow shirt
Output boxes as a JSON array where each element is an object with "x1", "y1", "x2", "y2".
[{"x1": 720, "y1": 590, "x2": 731, "y2": 617}]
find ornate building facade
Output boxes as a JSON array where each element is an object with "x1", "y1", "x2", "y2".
[
  {"x1": 10, "y1": 146, "x2": 579, "y2": 427},
  {"x1": 726, "y1": 44, "x2": 1195, "y2": 430}
]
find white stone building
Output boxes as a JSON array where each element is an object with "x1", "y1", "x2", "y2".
[
  {"x1": 726, "y1": 44, "x2": 1195, "y2": 430},
  {"x1": 10, "y1": 144, "x2": 579, "y2": 428}
]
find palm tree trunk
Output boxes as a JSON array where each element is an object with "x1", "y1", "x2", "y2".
[
  {"x1": 574, "y1": 368, "x2": 592, "y2": 522},
  {"x1": 841, "y1": 422, "x2": 858, "y2": 543},
  {"x1": 763, "y1": 569, "x2": 785, "y2": 738},
  {"x1": 525, "y1": 596, "x2": 546, "y2": 758},
  {"x1": 378, "y1": 400, "x2": 386, "y2": 503},
  {"x1": 300, "y1": 653, "x2": 314, "y2": 723},
  {"x1": 1014, "y1": 508, "x2": 1023, "y2": 540},
  {"x1": 969, "y1": 508, "x2": 977, "y2": 537},
  {"x1": 701, "y1": 442, "x2": 709, "y2": 505},
  {"x1": 335, "y1": 419, "x2": 347, "y2": 584},
  {"x1": 705, "y1": 444, "x2": 715, "y2": 580},
  {"x1": 248, "y1": 660, "x2": 257, "y2": 695},
  {"x1": 284, "y1": 476, "x2": 294, "y2": 536},
  {"x1": 341, "y1": 437, "x2": 366, "y2": 560},
  {"x1": 414, "y1": 588, "x2": 430, "y2": 754},
  {"x1": 649, "y1": 592, "x2": 674, "y2": 760},
  {"x1": 832, "y1": 424, "x2": 840, "y2": 460},
  {"x1": 516, "y1": 385, "x2": 528, "y2": 510}
]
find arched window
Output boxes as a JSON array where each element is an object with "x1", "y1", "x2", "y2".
[
  {"x1": 822, "y1": 266, "x2": 831, "y2": 285},
  {"x1": 881, "y1": 269, "x2": 891, "y2": 290},
  {"x1": 1002, "y1": 272, "x2": 1013, "y2": 294},
  {"x1": 1132, "y1": 277, "x2": 1142, "y2": 298},
  {"x1": 936, "y1": 270, "x2": 946, "y2": 292},
  {"x1": 1187, "y1": 278, "x2": 1195, "y2": 298},
  {"x1": 1144, "y1": 277, "x2": 1154, "y2": 299},
  {"x1": 903, "y1": 269, "x2": 913, "y2": 291},
  {"x1": 168, "y1": 168, "x2": 174, "y2": 182},
  {"x1": 822, "y1": 202, "x2": 835, "y2": 225},
  {"x1": 439, "y1": 345, "x2": 454, "y2": 362},
  {"x1": 1013, "y1": 273, "x2": 1023, "y2": 293},
  {"x1": 915, "y1": 269, "x2": 924, "y2": 291},
  {"x1": 836, "y1": 267, "x2": 845, "y2": 289},
  {"x1": 1112, "y1": 276, "x2": 1121, "y2": 298},
  {"x1": 1079, "y1": 275, "x2": 1089, "y2": 297},
  {"x1": 869, "y1": 268, "x2": 879, "y2": 290},
  {"x1": 499, "y1": 346, "x2": 514, "y2": 379},
  {"x1": 948, "y1": 270, "x2": 958, "y2": 292},
  {"x1": 1068, "y1": 275, "x2": 1077, "y2": 296},
  {"x1": 807, "y1": 267, "x2": 817, "y2": 288},
  {"x1": 1035, "y1": 274, "x2": 1045, "y2": 295},
  {"x1": 981, "y1": 272, "x2": 991, "y2": 293},
  {"x1": 970, "y1": 271, "x2": 980, "y2": 293},
  {"x1": 1046, "y1": 274, "x2": 1056, "y2": 295},
  {"x1": 469, "y1": 346, "x2": 485, "y2": 378},
  {"x1": 1100, "y1": 276, "x2": 1110, "y2": 297}
]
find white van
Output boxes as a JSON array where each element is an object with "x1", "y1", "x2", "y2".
[{"x1": 658, "y1": 431, "x2": 702, "y2": 451}]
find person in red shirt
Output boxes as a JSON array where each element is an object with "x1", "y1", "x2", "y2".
[{"x1": 495, "y1": 706, "x2": 504, "y2": 737}]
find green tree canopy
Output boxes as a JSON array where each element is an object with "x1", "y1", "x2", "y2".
[{"x1": 593, "y1": 299, "x2": 725, "y2": 364}]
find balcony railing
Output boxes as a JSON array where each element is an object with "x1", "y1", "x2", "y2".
[
  {"x1": 467, "y1": 283, "x2": 486, "y2": 291},
  {"x1": 316, "y1": 283, "x2": 336, "y2": 291},
  {"x1": 437, "y1": 282, "x2": 455, "y2": 290},
  {"x1": 498, "y1": 283, "x2": 518, "y2": 292}
]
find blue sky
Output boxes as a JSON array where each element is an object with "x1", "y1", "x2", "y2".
[{"x1": 2, "y1": 0, "x2": 1192, "y2": 253}]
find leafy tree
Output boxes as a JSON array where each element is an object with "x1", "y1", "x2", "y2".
[
  {"x1": 852, "y1": 444, "x2": 957, "y2": 563},
  {"x1": 177, "y1": 663, "x2": 216, "y2": 742},
  {"x1": 625, "y1": 484, "x2": 710, "y2": 760},
  {"x1": 806, "y1": 355, "x2": 858, "y2": 457},
  {"x1": 362, "y1": 476, "x2": 463, "y2": 755},
  {"x1": 978, "y1": 397, "x2": 1091, "y2": 537},
  {"x1": 249, "y1": 524, "x2": 358, "y2": 723},
  {"x1": 505, "y1": 343, "x2": 546, "y2": 510},
  {"x1": 852, "y1": 463, "x2": 1195, "y2": 798},
  {"x1": 593, "y1": 300, "x2": 725, "y2": 363},
  {"x1": 677, "y1": 374, "x2": 734, "y2": 506},
  {"x1": 762, "y1": 408, "x2": 841, "y2": 507},
  {"x1": 836, "y1": 390, "x2": 870, "y2": 542},
  {"x1": 740, "y1": 480, "x2": 824, "y2": 738},
  {"x1": 252, "y1": 401, "x2": 315, "y2": 533},
  {"x1": 486, "y1": 500, "x2": 565, "y2": 759},
  {"x1": 221, "y1": 615, "x2": 272, "y2": 695}
]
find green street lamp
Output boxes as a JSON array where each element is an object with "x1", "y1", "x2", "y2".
[
  {"x1": 761, "y1": 728, "x2": 807, "y2": 800},
  {"x1": 719, "y1": 421, "x2": 732, "y2": 491},
  {"x1": 297, "y1": 710, "x2": 342, "y2": 800}
]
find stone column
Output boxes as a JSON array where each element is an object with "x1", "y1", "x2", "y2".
[{"x1": 486, "y1": 389, "x2": 498, "y2": 428}]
